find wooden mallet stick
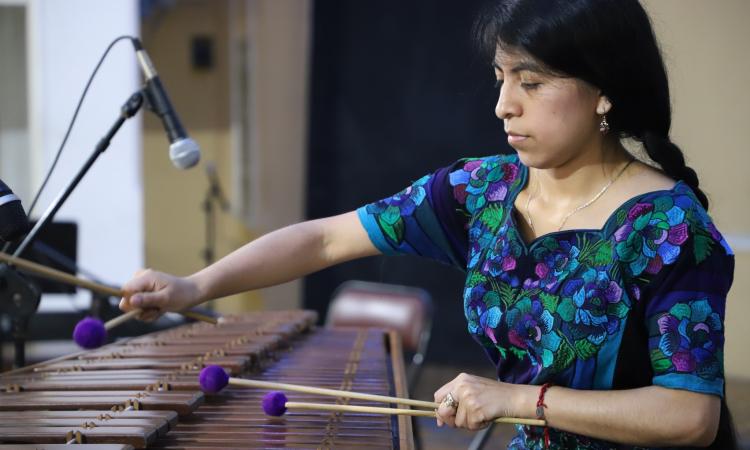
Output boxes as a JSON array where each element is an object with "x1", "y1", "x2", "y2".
[
  {"x1": 0, "y1": 251, "x2": 216, "y2": 324},
  {"x1": 199, "y1": 365, "x2": 545, "y2": 426},
  {"x1": 263, "y1": 392, "x2": 545, "y2": 426}
]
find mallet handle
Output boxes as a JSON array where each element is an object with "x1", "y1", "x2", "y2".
[
  {"x1": 229, "y1": 377, "x2": 435, "y2": 409},
  {"x1": 104, "y1": 309, "x2": 141, "y2": 329},
  {"x1": 284, "y1": 402, "x2": 545, "y2": 426},
  {"x1": 0, "y1": 251, "x2": 217, "y2": 324}
]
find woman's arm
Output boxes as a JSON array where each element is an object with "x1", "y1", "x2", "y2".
[
  {"x1": 189, "y1": 211, "x2": 378, "y2": 302},
  {"x1": 120, "y1": 211, "x2": 379, "y2": 314},
  {"x1": 434, "y1": 373, "x2": 720, "y2": 447},
  {"x1": 539, "y1": 383, "x2": 719, "y2": 447}
]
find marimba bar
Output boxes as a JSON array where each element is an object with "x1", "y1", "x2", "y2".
[{"x1": 0, "y1": 310, "x2": 415, "y2": 448}]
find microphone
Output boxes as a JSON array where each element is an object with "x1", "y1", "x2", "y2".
[
  {"x1": 0, "y1": 178, "x2": 30, "y2": 244},
  {"x1": 132, "y1": 38, "x2": 200, "y2": 169}
]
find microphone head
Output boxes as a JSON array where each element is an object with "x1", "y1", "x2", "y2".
[{"x1": 169, "y1": 138, "x2": 201, "y2": 169}]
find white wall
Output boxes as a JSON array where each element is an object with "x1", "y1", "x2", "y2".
[
  {"x1": 25, "y1": 0, "x2": 142, "y2": 311},
  {"x1": 0, "y1": 5, "x2": 31, "y2": 203}
]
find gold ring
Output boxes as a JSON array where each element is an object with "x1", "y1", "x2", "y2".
[{"x1": 442, "y1": 392, "x2": 458, "y2": 409}]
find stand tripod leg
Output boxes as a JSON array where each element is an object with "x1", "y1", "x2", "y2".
[{"x1": 12, "y1": 316, "x2": 29, "y2": 368}]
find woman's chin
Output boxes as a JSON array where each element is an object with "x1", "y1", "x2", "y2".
[{"x1": 514, "y1": 150, "x2": 547, "y2": 170}]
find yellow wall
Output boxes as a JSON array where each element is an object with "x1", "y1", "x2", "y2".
[
  {"x1": 140, "y1": 0, "x2": 311, "y2": 314},
  {"x1": 141, "y1": 0, "x2": 256, "y2": 313},
  {"x1": 642, "y1": 0, "x2": 750, "y2": 379}
]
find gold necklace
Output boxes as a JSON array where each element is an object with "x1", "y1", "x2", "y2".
[{"x1": 524, "y1": 159, "x2": 634, "y2": 234}]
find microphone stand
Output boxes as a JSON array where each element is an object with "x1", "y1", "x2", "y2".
[
  {"x1": 0, "y1": 90, "x2": 144, "y2": 368},
  {"x1": 201, "y1": 163, "x2": 230, "y2": 267}
]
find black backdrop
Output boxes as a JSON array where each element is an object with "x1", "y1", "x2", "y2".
[{"x1": 304, "y1": 0, "x2": 512, "y2": 365}]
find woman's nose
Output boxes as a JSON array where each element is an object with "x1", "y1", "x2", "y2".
[{"x1": 495, "y1": 85, "x2": 521, "y2": 120}]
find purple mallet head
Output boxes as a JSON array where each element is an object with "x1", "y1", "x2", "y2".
[
  {"x1": 73, "y1": 317, "x2": 107, "y2": 349},
  {"x1": 262, "y1": 391, "x2": 288, "y2": 416},
  {"x1": 199, "y1": 365, "x2": 230, "y2": 393}
]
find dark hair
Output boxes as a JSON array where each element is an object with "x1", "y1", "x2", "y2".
[{"x1": 474, "y1": 0, "x2": 709, "y2": 210}]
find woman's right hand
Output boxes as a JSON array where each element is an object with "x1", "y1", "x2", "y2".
[{"x1": 119, "y1": 269, "x2": 203, "y2": 321}]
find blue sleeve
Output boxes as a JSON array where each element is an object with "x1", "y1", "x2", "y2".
[
  {"x1": 612, "y1": 189, "x2": 735, "y2": 397},
  {"x1": 357, "y1": 154, "x2": 524, "y2": 271},
  {"x1": 645, "y1": 244, "x2": 733, "y2": 397},
  {"x1": 356, "y1": 168, "x2": 467, "y2": 268}
]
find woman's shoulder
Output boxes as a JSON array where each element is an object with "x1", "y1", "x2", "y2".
[
  {"x1": 446, "y1": 153, "x2": 522, "y2": 175},
  {"x1": 605, "y1": 163, "x2": 733, "y2": 280},
  {"x1": 613, "y1": 161, "x2": 676, "y2": 200},
  {"x1": 446, "y1": 153, "x2": 525, "y2": 213}
]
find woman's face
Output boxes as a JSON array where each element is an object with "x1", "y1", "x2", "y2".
[{"x1": 493, "y1": 49, "x2": 606, "y2": 169}]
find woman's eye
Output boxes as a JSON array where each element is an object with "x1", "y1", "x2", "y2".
[
  {"x1": 494, "y1": 79, "x2": 504, "y2": 89},
  {"x1": 521, "y1": 82, "x2": 541, "y2": 90}
]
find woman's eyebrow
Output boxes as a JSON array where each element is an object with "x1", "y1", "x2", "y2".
[{"x1": 492, "y1": 60, "x2": 545, "y2": 74}]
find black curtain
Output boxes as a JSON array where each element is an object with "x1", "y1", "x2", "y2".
[{"x1": 305, "y1": 0, "x2": 511, "y2": 365}]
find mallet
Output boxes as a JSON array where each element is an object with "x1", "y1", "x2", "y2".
[
  {"x1": 261, "y1": 391, "x2": 545, "y2": 426},
  {"x1": 199, "y1": 365, "x2": 545, "y2": 426},
  {"x1": 0, "y1": 251, "x2": 218, "y2": 348}
]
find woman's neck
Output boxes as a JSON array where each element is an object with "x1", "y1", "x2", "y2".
[{"x1": 528, "y1": 141, "x2": 632, "y2": 209}]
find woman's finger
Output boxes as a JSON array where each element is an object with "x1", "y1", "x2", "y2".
[
  {"x1": 136, "y1": 308, "x2": 162, "y2": 322},
  {"x1": 435, "y1": 392, "x2": 459, "y2": 427}
]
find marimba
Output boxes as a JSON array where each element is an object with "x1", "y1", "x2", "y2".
[{"x1": 0, "y1": 310, "x2": 415, "y2": 449}]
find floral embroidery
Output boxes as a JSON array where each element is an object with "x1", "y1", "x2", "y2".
[
  {"x1": 505, "y1": 296, "x2": 562, "y2": 374},
  {"x1": 649, "y1": 298, "x2": 723, "y2": 380},
  {"x1": 527, "y1": 237, "x2": 582, "y2": 291},
  {"x1": 449, "y1": 157, "x2": 521, "y2": 213},
  {"x1": 464, "y1": 282, "x2": 503, "y2": 345},
  {"x1": 365, "y1": 174, "x2": 429, "y2": 246},
  {"x1": 613, "y1": 200, "x2": 689, "y2": 276},
  {"x1": 558, "y1": 267, "x2": 627, "y2": 344},
  {"x1": 481, "y1": 221, "x2": 523, "y2": 287},
  {"x1": 465, "y1": 230, "x2": 633, "y2": 379},
  {"x1": 510, "y1": 425, "x2": 625, "y2": 450},
  {"x1": 611, "y1": 191, "x2": 731, "y2": 278}
]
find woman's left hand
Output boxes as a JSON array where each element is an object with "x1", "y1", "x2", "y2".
[{"x1": 433, "y1": 373, "x2": 527, "y2": 430}]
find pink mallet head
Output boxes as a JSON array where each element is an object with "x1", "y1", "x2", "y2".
[
  {"x1": 262, "y1": 391, "x2": 288, "y2": 416},
  {"x1": 72, "y1": 317, "x2": 107, "y2": 349},
  {"x1": 199, "y1": 365, "x2": 230, "y2": 393}
]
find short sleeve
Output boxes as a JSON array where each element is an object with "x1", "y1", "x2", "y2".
[
  {"x1": 646, "y1": 244, "x2": 733, "y2": 397},
  {"x1": 356, "y1": 160, "x2": 470, "y2": 268},
  {"x1": 357, "y1": 154, "x2": 524, "y2": 269},
  {"x1": 614, "y1": 190, "x2": 735, "y2": 397}
]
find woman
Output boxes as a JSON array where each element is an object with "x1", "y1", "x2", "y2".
[{"x1": 120, "y1": 0, "x2": 736, "y2": 448}]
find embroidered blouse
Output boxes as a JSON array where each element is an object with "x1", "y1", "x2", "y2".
[{"x1": 356, "y1": 153, "x2": 734, "y2": 450}]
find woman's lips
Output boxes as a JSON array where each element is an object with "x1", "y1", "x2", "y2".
[{"x1": 507, "y1": 132, "x2": 528, "y2": 144}]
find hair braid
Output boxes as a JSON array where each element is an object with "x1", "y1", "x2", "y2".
[{"x1": 641, "y1": 131, "x2": 709, "y2": 209}]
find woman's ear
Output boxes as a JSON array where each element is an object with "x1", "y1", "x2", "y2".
[{"x1": 596, "y1": 95, "x2": 612, "y2": 115}]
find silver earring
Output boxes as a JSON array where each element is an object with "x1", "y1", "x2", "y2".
[{"x1": 599, "y1": 114, "x2": 610, "y2": 134}]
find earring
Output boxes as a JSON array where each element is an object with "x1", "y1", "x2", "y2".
[{"x1": 599, "y1": 114, "x2": 610, "y2": 134}]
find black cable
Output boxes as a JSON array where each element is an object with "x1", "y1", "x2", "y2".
[
  {"x1": 2, "y1": 35, "x2": 138, "y2": 256},
  {"x1": 25, "y1": 35, "x2": 138, "y2": 218}
]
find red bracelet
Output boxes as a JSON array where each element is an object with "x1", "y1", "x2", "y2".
[{"x1": 536, "y1": 382, "x2": 552, "y2": 449}]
